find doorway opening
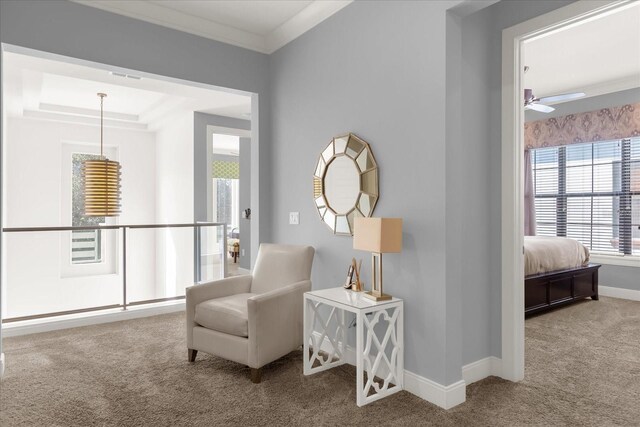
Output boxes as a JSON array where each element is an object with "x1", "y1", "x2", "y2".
[
  {"x1": 0, "y1": 43, "x2": 258, "y2": 332},
  {"x1": 501, "y1": 0, "x2": 639, "y2": 381},
  {"x1": 210, "y1": 131, "x2": 251, "y2": 277}
]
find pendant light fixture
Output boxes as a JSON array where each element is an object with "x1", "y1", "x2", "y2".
[{"x1": 82, "y1": 93, "x2": 122, "y2": 216}]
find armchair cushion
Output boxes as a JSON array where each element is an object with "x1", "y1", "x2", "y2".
[
  {"x1": 194, "y1": 293, "x2": 256, "y2": 337},
  {"x1": 251, "y1": 244, "x2": 315, "y2": 294}
]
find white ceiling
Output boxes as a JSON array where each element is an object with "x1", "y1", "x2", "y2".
[
  {"x1": 524, "y1": 2, "x2": 640, "y2": 101},
  {"x1": 71, "y1": 0, "x2": 352, "y2": 54},
  {"x1": 4, "y1": 51, "x2": 252, "y2": 131},
  {"x1": 212, "y1": 133, "x2": 240, "y2": 157}
]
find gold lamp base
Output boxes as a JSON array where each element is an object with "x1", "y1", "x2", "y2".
[
  {"x1": 363, "y1": 291, "x2": 392, "y2": 302},
  {"x1": 362, "y1": 252, "x2": 392, "y2": 301}
]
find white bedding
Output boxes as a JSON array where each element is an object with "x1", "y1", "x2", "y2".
[{"x1": 524, "y1": 236, "x2": 590, "y2": 276}]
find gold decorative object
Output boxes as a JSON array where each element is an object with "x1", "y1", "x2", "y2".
[
  {"x1": 353, "y1": 217, "x2": 403, "y2": 301},
  {"x1": 313, "y1": 133, "x2": 378, "y2": 235},
  {"x1": 351, "y1": 258, "x2": 363, "y2": 292},
  {"x1": 83, "y1": 93, "x2": 122, "y2": 217}
]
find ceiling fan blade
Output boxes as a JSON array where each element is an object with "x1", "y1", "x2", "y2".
[
  {"x1": 537, "y1": 92, "x2": 585, "y2": 104},
  {"x1": 527, "y1": 103, "x2": 555, "y2": 113}
]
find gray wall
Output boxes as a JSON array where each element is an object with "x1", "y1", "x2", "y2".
[
  {"x1": 459, "y1": 0, "x2": 575, "y2": 364},
  {"x1": 239, "y1": 137, "x2": 251, "y2": 269},
  {"x1": 527, "y1": 87, "x2": 640, "y2": 292},
  {"x1": 270, "y1": 0, "x2": 458, "y2": 385},
  {"x1": 268, "y1": 0, "x2": 579, "y2": 383},
  {"x1": 599, "y1": 264, "x2": 640, "y2": 291}
]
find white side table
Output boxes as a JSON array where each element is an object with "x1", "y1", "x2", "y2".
[{"x1": 303, "y1": 287, "x2": 404, "y2": 406}]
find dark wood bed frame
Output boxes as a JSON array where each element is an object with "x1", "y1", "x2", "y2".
[{"x1": 525, "y1": 263, "x2": 601, "y2": 316}]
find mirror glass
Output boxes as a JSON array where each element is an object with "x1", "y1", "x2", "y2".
[
  {"x1": 314, "y1": 134, "x2": 379, "y2": 236},
  {"x1": 356, "y1": 149, "x2": 376, "y2": 172},
  {"x1": 324, "y1": 156, "x2": 360, "y2": 214},
  {"x1": 336, "y1": 215, "x2": 350, "y2": 234}
]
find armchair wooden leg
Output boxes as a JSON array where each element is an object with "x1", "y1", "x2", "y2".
[
  {"x1": 250, "y1": 368, "x2": 262, "y2": 383},
  {"x1": 188, "y1": 349, "x2": 198, "y2": 362}
]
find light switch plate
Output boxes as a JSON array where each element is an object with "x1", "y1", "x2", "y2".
[{"x1": 289, "y1": 212, "x2": 300, "y2": 225}]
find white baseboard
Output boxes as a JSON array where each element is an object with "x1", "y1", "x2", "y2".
[
  {"x1": 312, "y1": 331, "x2": 466, "y2": 409},
  {"x1": 599, "y1": 286, "x2": 640, "y2": 301},
  {"x1": 462, "y1": 356, "x2": 502, "y2": 384},
  {"x1": 2, "y1": 301, "x2": 185, "y2": 337},
  {"x1": 404, "y1": 371, "x2": 466, "y2": 410}
]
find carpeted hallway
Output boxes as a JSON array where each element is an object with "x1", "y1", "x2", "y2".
[{"x1": 1, "y1": 296, "x2": 638, "y2": 426}]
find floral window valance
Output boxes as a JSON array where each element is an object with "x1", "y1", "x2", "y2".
[
  {"x1": 212, "y1": 160, "x2": 239, "y2": 179},
  {"x1": 524, "y1": 103, "x2": 640, "y2": 150}
]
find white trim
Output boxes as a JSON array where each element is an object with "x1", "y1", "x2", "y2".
[
  {"x1": 501, "y1": 15, "x2": 525, "y2": 382},
  {"x1": 267, "y1": 1, "x2": 353, "y2": 53},
  {"x1": 0, "y1": 353, "x2": 4, "y2": 379},
  {"x1": 3, "y1": 301, "x2": 185, "y2": 338},
  {"x1": 208, "y1": 125, "x2": 252, "y2": 139},
  {"x1": 590, "y1": 254, "x2": 640, "y2": 268},
  {"x1": 599, "y1": 286, "x2": 640, "y2": 301},
  {"x1": 1, "y1": 44, "x2": 253, "y2": 98},
  {"x1": 71, "y1": 0, "x2": 267, "y2": 53},
  {"x1": 448, "y1": 0, "x2": 500, "y2": 18},
  {"x1": 71, "y1": 1, "x2": 353, "y2": 54},
  {"x1": 313, "y1": 331, "x2": 466, "y2": 409},
  {"x1": 462, "y1": 356, "x2": 502, "y2": 385},
  {"x1": 404, "y1": 371, "x2": 466, "y2": 410},
  {"x1": 250, "y1": 93, "x2": 260, "y2": 268},
  {"x1": 501, "y1": 0, "x2": 626, "y2": 384}
]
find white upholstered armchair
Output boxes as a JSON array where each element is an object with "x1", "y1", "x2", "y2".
[{"x1": 186, "y1": 244, "x2": 315, "y2": 383}]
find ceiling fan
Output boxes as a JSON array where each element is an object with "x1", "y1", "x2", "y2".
[{"x1": 523, "y1": 66, "x2": 585, "y2": 113}]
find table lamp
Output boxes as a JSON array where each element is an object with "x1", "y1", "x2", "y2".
[{"x1": 353, "y1": 217, "x2": 402, "y2": 301}]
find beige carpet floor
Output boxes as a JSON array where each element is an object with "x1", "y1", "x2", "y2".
[{"x1": 1, "y1": 296, "x2": 638, "y2": 426}]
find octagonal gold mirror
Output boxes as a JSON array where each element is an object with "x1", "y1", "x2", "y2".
[{"x1": 313, "y1": 133, "x2": 379, "y2": 235}]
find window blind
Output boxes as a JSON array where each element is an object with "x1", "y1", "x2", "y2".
[{"x1": 531, "y1": 138, "x2": 640, "y2": 256}]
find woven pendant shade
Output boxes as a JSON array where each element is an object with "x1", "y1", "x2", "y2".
[
  {"x1": 82, "y1": 159, "x2": 122, "y2": 216},
  {"x1": 82, "y1": 92, "x2": 122, "y2": 217}
]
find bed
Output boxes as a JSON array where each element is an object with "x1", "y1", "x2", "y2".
[{"x1": 524, "y1": 236, "x2": 600, "y2": 316}]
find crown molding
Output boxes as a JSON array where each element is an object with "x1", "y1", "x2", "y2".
[
  {"x1": 71, "y1": 0, "x2": 267, "y2": 52},
  {"x1": 71, "y1": 0, "x2": 353, "y2": 54},
  {"x1": 267, "y1": 1, "x2": 352, "y2": 53}
]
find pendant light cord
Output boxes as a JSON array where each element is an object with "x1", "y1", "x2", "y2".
[{"x1": 98, "y1": 93, "x2": 106, "y2": 158}]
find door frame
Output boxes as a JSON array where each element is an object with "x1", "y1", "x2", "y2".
[{"x1": 500, "y1": 0, "x2": 632, "y2": 381}]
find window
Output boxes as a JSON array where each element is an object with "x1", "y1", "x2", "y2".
[
  {"x1": 211, "y1": 159, "x2": 240, "y2": 231},
  {"x1": 214, "y1": 179, "x2": 239, "y2": 228},
  {"x1": 71, "y1": 153, "x2": 103, "y2": 264},
  {"x1": 532, "y1": 138, "x2": 640, "y2": 256}
]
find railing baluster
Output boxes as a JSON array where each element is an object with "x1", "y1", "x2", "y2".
[
  {"x1": 122, "y1": 227, "x2": 127, "y2": 311},
  {"x1": 195, "y1": 225, "x2": 202, "y2": 283},
  {"x1": 223, "y1": 224, "x2": 228, "y2": 279}
]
